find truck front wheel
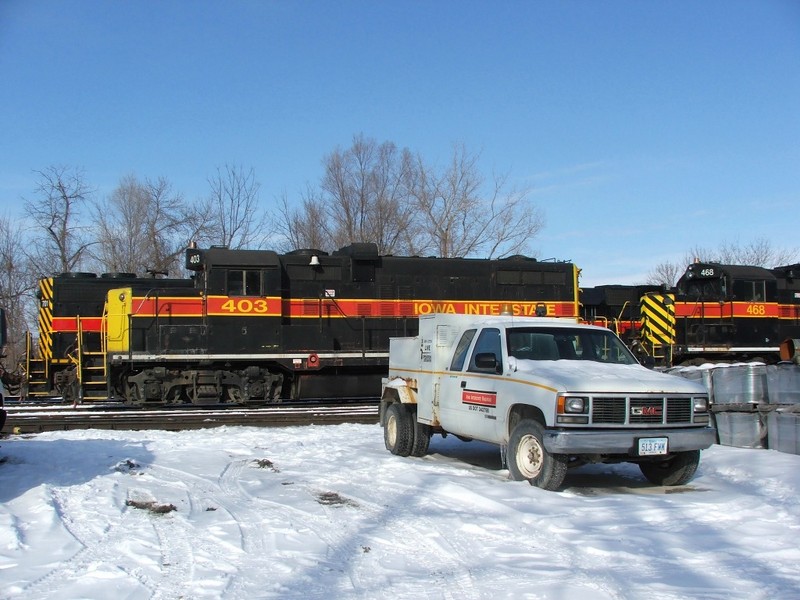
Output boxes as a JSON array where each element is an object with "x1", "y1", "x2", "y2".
[
  {"x1": 639, "y1": 450, "x2": 701, "y2": 486},
  {"x1": 384, "y1": 403, "x2": 414, "y2": 457},
  {"x1": 508, "y1": 420, "x2": 568, "y2": 491}
]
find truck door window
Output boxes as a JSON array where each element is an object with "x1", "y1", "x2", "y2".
[
  {"x1": 468, "y1": 328, "x2": 502, "y2": 373},
  {"x1": 449, "y1": 329, "x2": 477, "y2": 371}
]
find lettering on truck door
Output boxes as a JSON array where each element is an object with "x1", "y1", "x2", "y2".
[{"x1": 438, "y1": 327, "x2": 501, "y2": 442}]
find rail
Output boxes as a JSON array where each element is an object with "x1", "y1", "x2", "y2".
[{"x1": 1, "y1": 401, "x2": 380, "y2": 433}]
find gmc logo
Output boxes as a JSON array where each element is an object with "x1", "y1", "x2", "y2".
[{"x1": 631, "y1": 405, "x2": 662, "y2": 416}]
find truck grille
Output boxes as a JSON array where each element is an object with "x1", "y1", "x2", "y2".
[{"x1": 590, "y1": 396, "x2": 695, "y2": 426}]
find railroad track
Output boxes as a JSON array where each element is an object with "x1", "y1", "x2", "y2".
[{"x1": 1, "y1": 401, "x2": 380, "y2": 434}]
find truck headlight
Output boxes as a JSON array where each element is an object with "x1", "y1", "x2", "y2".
[
  {"x1": 693, "y1": 397, "x2": 709, "y2": 413},
  {"x1": 557, "y1": 395, "x2": 588, "y2": 414}
]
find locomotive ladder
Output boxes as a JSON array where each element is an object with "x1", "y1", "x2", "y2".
[
  {"x1": 23, "y1": 330, "x2": 50, "y2": 399},
  {"x1": 75, "y1": 315, "x2": 108, "y2": 402}
]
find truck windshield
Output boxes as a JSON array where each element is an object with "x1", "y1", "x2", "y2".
[{"x1": 506, "y1": 327, "x2": 637, "y2": 365}]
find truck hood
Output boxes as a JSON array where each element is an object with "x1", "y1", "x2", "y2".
[{"x1": 507, "y1": 358, "x2": 707, "y2": 395}]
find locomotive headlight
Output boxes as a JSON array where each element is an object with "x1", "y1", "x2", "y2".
[{"x1": 118, "y1": 292, "x2": 126, "y2": 301}]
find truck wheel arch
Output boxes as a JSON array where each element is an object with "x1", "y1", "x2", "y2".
[
  {"x1": 507, "y1": 404, "x2": 547, "y2": 439},
  {"x1": 379, "y1": 390, "x2": 400, "y2": 425}
]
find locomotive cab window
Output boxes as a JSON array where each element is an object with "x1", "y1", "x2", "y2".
[
  {"x1": 686, "y1": 279, "x2": 723, "y2": 300},
  {"x1": 733, "y1": 280, "x2": 766, "y2": 302},
  {"x1": 227, "y1": 269, "x2": 261, "y2": 296}
]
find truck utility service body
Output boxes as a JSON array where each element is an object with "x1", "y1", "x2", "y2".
[{"x1": 380, "y1": 313, "x2": 715, "y2": 490}]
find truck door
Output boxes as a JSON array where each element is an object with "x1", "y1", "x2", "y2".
[{"x1": 439, "y1": 327, "x2": 502, "y2": 443}]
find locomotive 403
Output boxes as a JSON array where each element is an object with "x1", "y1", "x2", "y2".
[{"x1": 24, "y1": 244, "x2": 578, "y2": 405}]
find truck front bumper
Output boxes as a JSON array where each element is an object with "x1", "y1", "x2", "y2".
[{"x1": 543, "y1": 426, "x2": 717, "y2": 455}]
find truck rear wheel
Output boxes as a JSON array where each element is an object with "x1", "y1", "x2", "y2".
[
  {"x1": 639, "y1": 450, "x2": 701, "y2": 486},
  {"x1": 384, "y1": 403, "x2": 414, "y2": 457},
  {"x1": 409, "y1": 413, "x2": 431, "y2": 458},
  {"x1": 508, "y1": 420, "x2": 568, "y2": 491}
]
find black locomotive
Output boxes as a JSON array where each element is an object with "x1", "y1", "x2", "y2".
[
  {"x1": 581, "y1": 261, "x2": 800, "y2": 365},
  {"x1": 25, "y1": 243, "x2": 579, "y2": 405}
]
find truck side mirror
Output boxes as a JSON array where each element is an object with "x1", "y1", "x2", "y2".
[{"x1": 474, "y1": 352, "x2": 498, "y2": 371}]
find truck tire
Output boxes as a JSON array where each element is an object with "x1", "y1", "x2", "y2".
[
  {"x1": 409, "y1": 414, "x2": 431, "y2": 457},
  {"x1": 384, "y1": 402, "x2": 414, "y2": 457},
  {"x1": 507, "y1": 420, "x2": 568, "y2": 491},
  {"x1": 639, "y1": 450, "x2": 701, "y2": 486}
]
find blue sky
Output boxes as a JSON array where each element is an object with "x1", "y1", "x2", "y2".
[{"x1": 1, "y1": 1, "x2": 798, "y2": 286}]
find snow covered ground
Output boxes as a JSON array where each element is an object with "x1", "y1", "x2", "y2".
[{"x1": 1, "y1": 423, "x2": 799, "y2": 599}]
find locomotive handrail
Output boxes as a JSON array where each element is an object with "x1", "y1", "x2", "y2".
[
  {"x1": 129, "y1": 287, "x2": 170, "y2": 317},
  {"x1": 319, "y1": 291, "x2": 368, "y2": 357},
  {"x1": 616, "y1": 301, "x2": 635, "y2": 332},
  {"x1": 25, "y1": 330, "x2": 32, "y2": 379},
  {"x1": 318, "y1": 291, "x2": 361, "y2": 326},
  {"x1": 75, "y1": 316, "x2": 84, "y2": 387}
]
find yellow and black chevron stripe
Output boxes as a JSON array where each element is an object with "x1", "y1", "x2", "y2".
[
  {"x1": 639, "y1": 293, "x2": 676, "y2": 349},
  {"x1": 37, "y1": 277, "x2": 54, "y2": 361}
]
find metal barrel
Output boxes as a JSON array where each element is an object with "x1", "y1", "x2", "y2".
[{"x1": 779, "y1": 338, "x2": 800, "y2": 363}]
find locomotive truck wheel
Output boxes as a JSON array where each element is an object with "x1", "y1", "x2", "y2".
[
  {"x1": 507, "y1": 419, "x2": 568, "y2": 491},
  {"x1": 384, "y1": 403, "x2": 414, "y2": 457},
  {"x1": 639, "y1": 450, "x2": 701, "y2": 486}
]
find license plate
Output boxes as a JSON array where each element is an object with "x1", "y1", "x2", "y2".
[{"x1": 638, "y1": 437, "x2": 668, "y2": 456}]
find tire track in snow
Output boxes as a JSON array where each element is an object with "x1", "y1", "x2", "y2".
[
  {"x1": 216, "y1": 458, "x2": 373, "y2": 597},
  {"x1": 7, "y1": 487, "x2": 163, "y2": 599},
  {"x1": 262, "y1": 470, "x2": 484, "y2": 599},
  {"x1": 211, "y1": 457, "x2": 475, "y2": 598},
  {"x1": 144, "y1": 461, "x2": 267, "y2": 598}
]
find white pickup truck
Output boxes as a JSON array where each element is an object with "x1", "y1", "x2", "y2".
[{"x1": 380, "y1": 313, "x2": 716, "y2": 490}]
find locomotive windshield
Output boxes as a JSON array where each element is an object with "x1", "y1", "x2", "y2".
[
  {"x1": 507, "y1": 327, "x2": 637, "y2": 365},
  {"x1": 683, "y1": 278, "x2": 724, "y2": 300}
]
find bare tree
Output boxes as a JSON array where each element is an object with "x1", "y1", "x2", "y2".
[
  {"x1": 144, "y1": 177, "x2": 213, "y2": 274},
  {"x1": 715, "y1": 237, "x2": 799, "y2": 267},
  {"x1": 680, "y1": 239, "x2": 799, "y2": 269},
  {"x1": 272, "y1": 136, "x2": 545, "y2": 259},
  {"x1": 92, "y1": 175, "x2": 212, "y2": 276},
  {"x1": 91, "y1": 175, "x2": 149, "y2": 273},
  {"x1": 0, "y1": 214, "x2": 36, "y2": 370},
  {"x1": 24, "y1": 165, "x2": 94, "y2": 274},
  {"x1": 207, "y1": 165, "x2": 267, "y2": 249},
  {"x1": 647, "y1": 237, "x2": 800, "y2": 286},
  {"x1": 646, "y1": 261, "x2": 684, "y2": 287},
  {"x1": 406, "y1": 144, "x2": 544, "y2": 258},
  {"x1": 319, "y1": 134, "x2": 417, "y2": 254},
  {"x1": 276, "y1": 190, "x2": 330, "y2": 252}
]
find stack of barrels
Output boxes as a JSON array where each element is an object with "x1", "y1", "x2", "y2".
[{"x1": 668, "y1": 340, "x2": 800, "y2": 455}]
